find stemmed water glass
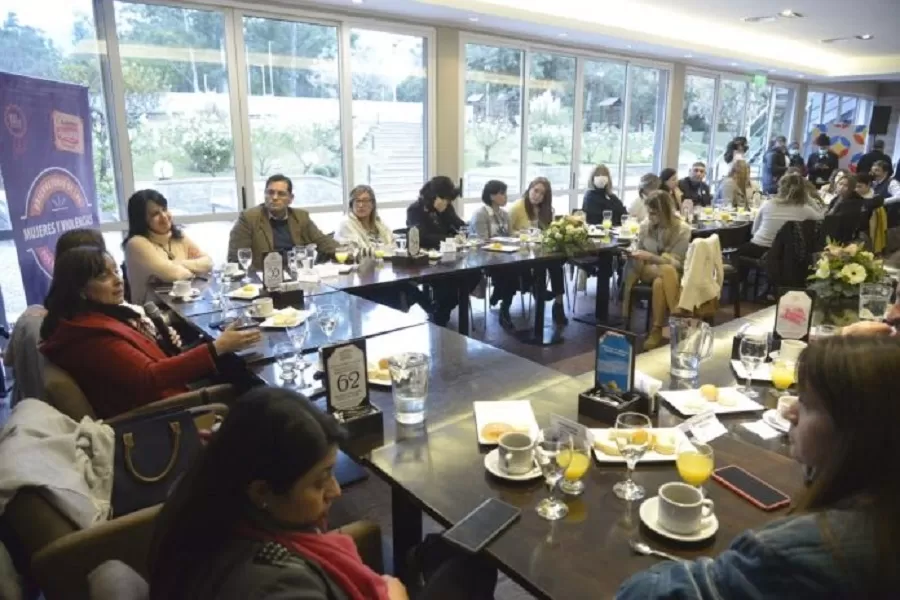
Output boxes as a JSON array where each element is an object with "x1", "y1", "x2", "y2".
[
  {"x1": 273, "y1": 342, "x2": 299, "y2": 384},
  {"x1": 533, "y1": 427, "x2": 572, "y2": 521},
  {"x1": 287, "y1": 319, "x2": 311, "y2": 382},
  {"x1": 613, "y1": 412, "x2": 652, "y2": 501},
  {"x1": 738, "y1": 331, "x2": 769, "y2": 399},
  {"x1": 237, "y1": 248, "x2": 252, "y2": 283},
  {"x1": 315, "y1": 304, "x2": 338, "y2": 341}
]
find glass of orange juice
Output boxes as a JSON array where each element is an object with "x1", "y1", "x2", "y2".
[
  {"x1": 676, "y1": 439, "x2": 714, "y2": 489},
  {"x1": 557, "y1": 437, "x2": 591, "y2": 496},
  {"x1": 334, "y1": 246, "x2": 350, "y2": 264},
  {"x1": 771, "y1": 359, "x2": 795, "y2": 391}
]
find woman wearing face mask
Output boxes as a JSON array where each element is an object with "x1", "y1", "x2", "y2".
[
  {"x1": 40, "y1": 247, "x2": 259, "y2": 418},
  {"x1": 787, "y1": 141, "x2": 806, "y2": 175},
  {"x1": 626, "y1": 173, "x2": 663, "y2": 222},
  {"x1": 123, "y1": 189, "x2": 212, "y2": 305},
  {"x1": 581, "y1": 165, "x2": 626, "y2": 226},
  {"x1": 509, "y1": 177, "x2": 568, "y2": 325},
  {"x1": 659, "y1": 168, "x2": 684, "y2": 211},
  {"x1": 622, "y1": 190, "x2": 692, "y2": 350},
  {"x1": 150, "y1": 388, "x2": 498, "y2": 600},
  {"x1": 807, "y1": 134, "x2": 840, "y2": 187},
  {"x1": 617, "y1": 336, "x2": 900, "y2": 599}
]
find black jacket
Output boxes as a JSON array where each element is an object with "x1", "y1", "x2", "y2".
[
  {"x1": 762, "y1": 148, "x2": 788, "y2": 194},
  {"x1": 788, "y1": 152, "x2": 806, "y2": 174},
  {"x1": 581, "y1": 189, "x2": 626, "y2": 226},
  {"x1": 406, "y1": 200, "x2": 465, "y2": 250},
  {"x1": 856, "y1": 150, "x2": 893, "y2": 179},
  {"x1": 806, "y1": 151, "x2": 840, "y2": 186},
  {"x1": 678, "y1": 177, "x2": 712, "y2": 207}
]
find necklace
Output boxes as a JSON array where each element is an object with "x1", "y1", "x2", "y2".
[{"x1": 154, "y1": 238, "x2": 174, "y2": 260}]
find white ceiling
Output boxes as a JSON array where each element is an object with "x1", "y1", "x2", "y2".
[{"x1": 297, "y1": 0, "x2": 900, "y2": 81}]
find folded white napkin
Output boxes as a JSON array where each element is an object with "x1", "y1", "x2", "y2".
[
  {"x1": 314, "y1": 264, "x2": 341, "y2": 279},
  {"x1": 294, "y1": 271, "x2": 320, "y2": 283},
  {"x1": 635, "y1": 370, "x2": 662, "y2": 396},
  {"x1": 741, "y1": 420, "x2": 781, "y2": 440}
]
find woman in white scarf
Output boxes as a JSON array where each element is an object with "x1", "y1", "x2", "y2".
[{"x1": 336, "y1": 185, "x2": 394, "y2": 250}]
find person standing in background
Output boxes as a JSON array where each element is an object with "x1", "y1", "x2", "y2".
[
  {"x1": 787, "y1": 141, "x2": 806, "y2": 176},
  {"x1": 856, "y1": 139, "x2": 893, "y2": 180},
  {"x1": 807, "y1": 134, "x2": 840, "y2": 187},
  {"x1": 762, "y1": 136, "x2": 789, "y2": 194}
]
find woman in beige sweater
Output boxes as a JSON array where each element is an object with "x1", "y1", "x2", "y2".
[{"x1": 123, "y1": 190, "x2": 212, "y2": 304}]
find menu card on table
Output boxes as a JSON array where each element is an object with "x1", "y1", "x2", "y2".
[
  {"x1": 595, "y1": 326, "x2": 636, "y2": 393},
  {"x1": 322, "y1": 338, "x2": 373, "y2": 420},
  {"x1": 774, "y1": 288, "x2": 814, "y2": 343}
]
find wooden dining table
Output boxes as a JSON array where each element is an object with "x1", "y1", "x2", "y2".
[{"x1": 248, "y1": 306, "x2": 804, "y2": 599}]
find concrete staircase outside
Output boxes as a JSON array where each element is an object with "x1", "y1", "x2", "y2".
[{"x1": 357, "y1": 121, "x2": 426, "y2": 203}]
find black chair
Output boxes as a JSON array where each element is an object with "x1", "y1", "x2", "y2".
[
  {"x1": 822, "y1": 214, "x2": 860, "y2": 245},
  {"x1": 714, "y1": 223, "x2": 752, "y2": 317},
  {"x1": 121, "y1": 262, "x2": 132, "y2": 304},
  {"x1": 627, "y1": 283, "x2": 653, "y2": 334}
]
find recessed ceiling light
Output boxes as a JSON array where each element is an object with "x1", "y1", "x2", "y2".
[
  {"x1": 768, "y1": 69, "x2": 776, "y2": 73},
  {"x1": 798, "y1": 74, "x2": 805, "y2": 78},
  {"x1": 742, "y1": 15, "x2": 778, "y2": 23},
  {"x1": 468, "y1": 16, "x2": 479, "y2": 22},
  {"x1": 351, "y1": 0, "x2": 363, "y2": 4},
  {"x1": 626, "y1": 45, "x2": 632, "y2": 49},
  {"x1": 779, "y1": 9, "x2": 802, "y2": 18},
  {"x1": 856, "y1": 34, "x2": 875, "y2": 40}
]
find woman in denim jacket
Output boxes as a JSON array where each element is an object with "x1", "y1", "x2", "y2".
[{"x1": 617, "y1": 335, "x2": 900, "y2": 599}]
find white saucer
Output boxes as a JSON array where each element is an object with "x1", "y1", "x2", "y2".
[
  {"x1": 483, "y1": 448, "x2": 542, "y2": 482},
  {"x1": 639, "y1": 496, "x2": 719, "y2": 542},
  {"x1": 168, "y1": 288, "x2": 201, "y2": 302},
  {"x1": 762, "y1": 409, "x2": 791, "y2": 434}
]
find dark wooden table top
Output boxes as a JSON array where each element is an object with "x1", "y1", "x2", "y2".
[
  {"x1": 183, "y1": 290, "x2": 428, "y2": 364},
  {"x1": 352, "y1": 309, "x2": 803, "y2": 599}
]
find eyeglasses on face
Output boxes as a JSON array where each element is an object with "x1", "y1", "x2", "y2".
[{"x1": 265, "y1": 189, "x2": 290, "y2": 199}]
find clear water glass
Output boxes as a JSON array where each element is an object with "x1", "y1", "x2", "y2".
[
  {"x1": 387, "y1": 352, "x2": 429, "y2": 424},
  {"x1": 274, "y1": 342, "x2": 299, "y2": 383},
  {"x1": 237, "y1": 248, "x2": 252, "y2": 282},
  {"x1": 859, "y1": 283, "x2": 893, "y2": 322},
  {"x1": 534, "y1": 427, "x2": 572, "y2": 520},
  {"x1": 738, "y1": 332, "x2": 769, "y2": 399},
  {"x1": 613, "y1": 412, "x2": 652, "y2": 501},
  {"x1": 211, "y1": 265, "x2": 225, "y2": 307},
  {"x1": 315, "y1": 304, "x2": 338, "y2": 340},
  {"x1": 669, "y1": 317, "x2": 714, "y2": 379}
]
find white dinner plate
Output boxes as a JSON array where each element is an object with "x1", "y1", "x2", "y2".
[
  {"x1": 589, "y1": 428, "x2": 687, "y2": 463},
  {"x1": 483, "y1": 244, "x2": 519, "y2": 253},
  {"x1": 659, "y1": 386, "x2": 764, "y2": 416},
  {"x1": 259, "y1": 309, "x2": 310, "y2": 329},
  {"x1": 168, "y1": 288, "x2": 201, "y2": 302},
  {"x1": 226, "y1": 285, "x2": 261, "y2": 300}
]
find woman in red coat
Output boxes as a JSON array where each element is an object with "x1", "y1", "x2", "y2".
[{"x1": 41, "y1": 246, "x2": 260, "y2": 418}]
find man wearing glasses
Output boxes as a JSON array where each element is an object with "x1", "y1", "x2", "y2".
[
  {"x1": 678, "y1": 162, "x2": 712, "y2": 207},
  {"x1": 227, "y1": 174, "x2": 337, "y2": 270}
]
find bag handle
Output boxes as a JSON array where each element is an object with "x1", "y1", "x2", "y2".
[{"x1": 123, "y1": 421, "x2": 182, "y2": 483}]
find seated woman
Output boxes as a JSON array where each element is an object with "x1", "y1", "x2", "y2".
[
  {"x1": 336, "y1": 185, "x2": 394, "y2": 250},
  {"x1": 470, "y1": 180, "x2": 519, "y2": 329},
  {"x1": 617, "y1": 335, "x2": 900, "y2": 599},
  {"x1": 623, "y1": 191, "x2": 692, "y2": 350},
  {"x1": 717, "y1": 160, "x2": 760, "y2": 209},
  {"x1": 626, "y1": 173, "x2": 662, "y2": 222},
  {"x1": 818, "y1": 168, "x2": 850, "y2": 206},
  {"x1": 660, "y1": 168, "x2": 684, "y2": 211},
  {"x1": 826, "y1": 174, "x2": 866, "y2": 219},
  {"x1": 149, "y1": 387, "x2": 497, "y2": 600},
  {"x1": 582, "y1": 165, "x2": 626, "y2": 226},
  {"x1": 406, "y1": 177, "x2": 473, "y2": 327},
  {"x1": 737, "y1": 173, "x2": 825, "y2": 260},
  {"x1": 509, "y1": 177, "x2": 568, "y2": 325},
  {"x1": 124, "y1": 189, "x2": 212, "y2": 305},
  {"x1": 40, "y1": 247, "x2": 260, "y2": 418}
]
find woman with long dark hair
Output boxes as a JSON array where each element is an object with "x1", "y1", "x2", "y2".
[
  {"x1": 406, "y1": 176, "x2": 466, "y2": 250},
  {"x1": 617, "y1": 335, "x2": 900, "y2": 597},
  {"x1": 40, "y1": 246, "x2": 258, "y2": 418},
  {"x1": 508, "y1": 177, "x2": 568, "y2": 324},
  {"x1": 123, "y1": 189, "x2": 211, "y2": 304},
  {"x1": 150, "y1": 388, "x2": 496, "y2": 599}
]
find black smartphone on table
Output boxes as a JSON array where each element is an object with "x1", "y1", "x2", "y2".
[
  {"x1": 712, "y1": 465, "x2": 791, "y2": 511},
  {"x1": 443, "y1": 498, "x2": 521, "y2": 553}
]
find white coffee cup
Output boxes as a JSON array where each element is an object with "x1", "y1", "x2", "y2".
[
  {"x1": 777, "y1": 395, "x2": 799, "y2": 419},
  {"x1": 498, "y1": 431, "x2": 535, "y2": 476},
  {"x1": 657, "y1": 482, "x2": 715, "y2": 535},
  {"x1": 251, "y1": 297, "x2": 275, "y2": 318},
  {"x1": 779, "y1": 340, "x2": 807, "y2": 363},
  {"x1": 224, "y1": 262, "x2": 240, "y2": 275},
  {"x1": 172, "y1": 280, "x2": 192, "y2": 297}
]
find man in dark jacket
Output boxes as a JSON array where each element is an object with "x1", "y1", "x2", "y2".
[
  {"x1": 806, "y1": 134, "x2": 840, "y2": 187},
  {"x1": 762, "y1": 136, "x2": 788, "y2": 194},
  {"x1": 856, "y1": 139, "x2": 893, "y2": 179},
  {"x1": 678, "y1": 162, "x2": 712, "y2": 207},
  {"x1": 787, "y1": 141, "x2": 805, "y2": 174}
]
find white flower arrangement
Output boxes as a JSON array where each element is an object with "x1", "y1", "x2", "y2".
[
  {"x1": 807, "y1": 240, "x2": 885, "y2": 303},
  {"x1": 541, "y1": 215, "x2": 591, "y2": 255}
]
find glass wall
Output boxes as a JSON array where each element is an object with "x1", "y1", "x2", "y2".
[
  {"x1": 804, "y1": 88, "x2": 874, "y2": 142},
  {"x1": 679, "y1": 72, "x2": 798, "y2": 183},
  {"x1": 463, "y1": 40, "x2": 669, "y2": 214},
  {"x1": 0, "y1": 0, "x2": 433, "y2": 322}
]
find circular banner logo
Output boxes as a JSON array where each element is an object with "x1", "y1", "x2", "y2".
[{"x1": 24, "y1": 167, "x2": 90, "y2": 277}]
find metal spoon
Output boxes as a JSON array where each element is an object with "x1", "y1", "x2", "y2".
[{"x1": 629, "y1": 539, "x2": 683, "y2": 562}]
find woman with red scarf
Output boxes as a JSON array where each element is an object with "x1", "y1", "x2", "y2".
[{"x1": 149, "y1": 388, "x2": 496, "y2": 599}]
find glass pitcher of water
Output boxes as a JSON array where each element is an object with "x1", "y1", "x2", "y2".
[{"x1": 669, "y1": 317, "x2": 714, "y2": 379}]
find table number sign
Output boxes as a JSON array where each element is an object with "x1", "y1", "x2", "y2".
[
  {"x1": 677, "y1": 410, "x2": 727, "y2": 444},
  {"x1": 595, "y1": 326, "x2": 636, "y2": 393},
  {"x1": 322, "y1": 338, "x2": 371, "y2": 417},
  {"x1": 549, "y1": 414, "x2": 593, "y2": 445},
  {"x1": 774, "y1": 288, "x2": 814, "y2": 342},
  {"x1": 408, "y1": 226, "x2": 420, "y2": 257},
  {"x1": 263, "y1": 252, "x2": 284, "y2": 291}
]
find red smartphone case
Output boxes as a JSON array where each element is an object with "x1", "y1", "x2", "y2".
[{"x1": 711, "y1": 465, "x2": 791, "y2": 511}]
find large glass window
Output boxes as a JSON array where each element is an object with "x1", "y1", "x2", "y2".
[
  {"x1": 624, "y1": 66, "x2": 667, "y2": 195},
  {"x1": 804, "y1": 91, "x2": 824, "y2": 142},
  {"x1": 744, "y1": 83, "x2": 771, "y2": 177},
  {"x1": 822, "y1": 93, "x2": 840, "y2": 124},
  {"x1": 580, "y1": 60, "x2": 625, "y2": 191},
  {"x1": 770, "y1": 86, "x2": 795, "y2": 140},
  {"x1": 713, "y1": 79, "x2": 746, "y2": 181},
  {"x1": 678, "y1": 74, "x2": 715, "y2": 173},
  {"x1": 0, "y1": 1, "x2": 117, "y2": 320},
  {"x1": 350, "y1": 29, "x2": 426, "y2": 204},
  {"x1": 463, "y1": 43, "x2": 523, "y2": 198},
  {"x1": 241, "y1": 16, "x2": 341, "y2": 210},
  {"x1": 526, "y1": 52, "x2": 575, "y2": 216}
]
